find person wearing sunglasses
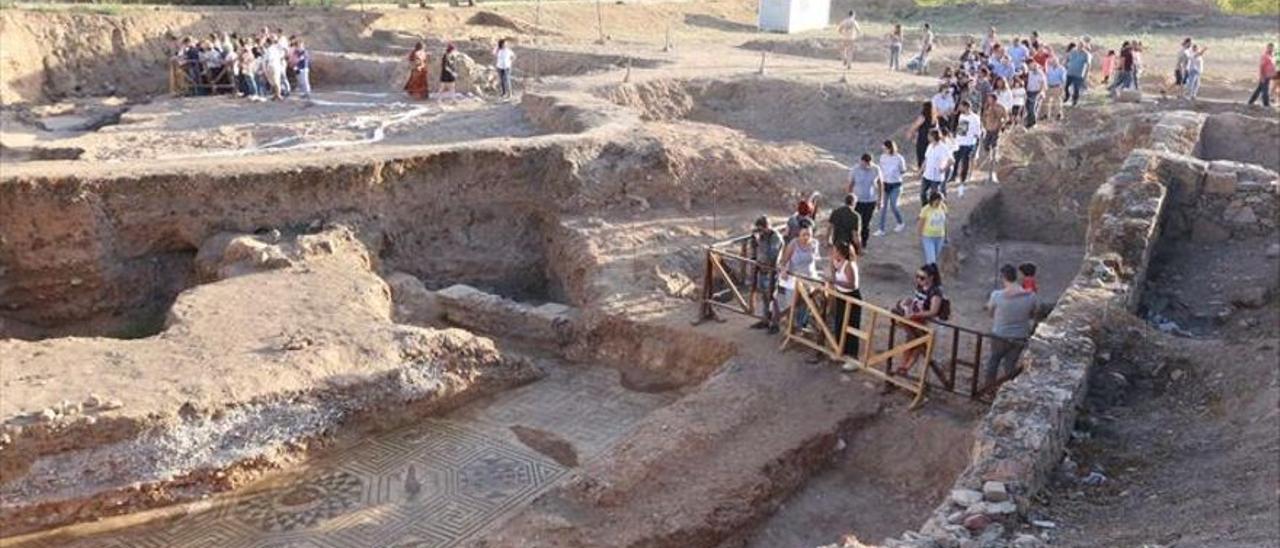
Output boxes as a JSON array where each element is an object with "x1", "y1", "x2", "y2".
[{"x1": 893, "y1": 263, "x2": 945, "y2": 376}]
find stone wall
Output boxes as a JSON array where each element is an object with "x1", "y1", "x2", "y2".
[{"x1": 860, "y1": 110, "x2": 1244, "y2": 548}]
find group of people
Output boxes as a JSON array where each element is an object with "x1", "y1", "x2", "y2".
[
  {"x1": 403, "y1": 39, "x2": 517, "y2": 101},
  {"x1": 173, "y1": 28, "x2": 310, "y2": 101},
  {"x1": 840, "y1": 13, "x2": 1279, "y2": 107}
]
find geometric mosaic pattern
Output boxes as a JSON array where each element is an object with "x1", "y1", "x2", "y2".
[{"x1": 10, "y1": 363, "x2": 676, "y2": 548}]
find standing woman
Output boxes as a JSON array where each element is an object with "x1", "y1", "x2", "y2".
[
  {"x1": 404, "y1": 41, "x2": 430, "y2": 100},
  {"x1": 1183, "y1": 45, "x2": 1207, "y2": 100},
  {"x1": 920, "y1": 129, "x2": 952, "y2": 205},
  {"x1": 776, "y1": 220, "x2": 821, "y2": 332},
  {"x1": 828, "y1": 241, "x2": 863, "y2": 363},
  {"x1": 905, "y1": 101, "x2": 937, "y2": 170},
  {"x1": 494, "y1": 38, "x2": 516, "y2": 99},
  {"x1": 440, "y1": 43, "x2": 459, "y2": 98},
  {"x1": 875, "y1": 139, "x2": 907, "y2": 236},
  {"x1": 887, "y1": 24, "x2": 904, "y2": 71},
  {"x1": 918, "y1": 190, "x2": 948, "y2": 265}
]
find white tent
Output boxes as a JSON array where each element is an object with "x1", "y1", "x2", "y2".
[{"x1": 757, "y1": 0, "x2": 831, "y2": 34}]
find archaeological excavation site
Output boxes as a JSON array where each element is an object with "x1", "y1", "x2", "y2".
[{"x1": 1, "y1": 1, "x2": 1277, "y2": 547}]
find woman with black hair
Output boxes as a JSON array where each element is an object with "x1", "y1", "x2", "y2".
[
  {"x1": 905, "y1": 101, "x2": 938, "y2": 170},
  {"x1": 828, "y1": 241, "x2": 863, "y2": 364},
  {"x1": 894, "y1": 263, "x2": 945, "y2": 376}
]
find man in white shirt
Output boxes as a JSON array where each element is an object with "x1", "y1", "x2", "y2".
[
  {"x1": 949, "y1": 100, "x2": 982, "y2": 186},
  {"x1": 1023, "y1": 62, "x2": 1045, "y2": 128},
  {"x1": 918, "y1": 23, "x2": 935, "y2": 74},
  {"x1": 836, "y1": 11, "x2": 862, "y2": 69}
]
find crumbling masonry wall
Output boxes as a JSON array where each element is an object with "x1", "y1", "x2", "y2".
[{"x1": 870, "y1": 110, "x2": 1274, "y2": 547}]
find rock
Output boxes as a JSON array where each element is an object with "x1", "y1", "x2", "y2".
[
  {"x1": 1116, "y1": 89, "x2": 1142, "y2": 103},
  {"x1": 85, "y1": 393, "x2": 104, "y2": 408},
  {"x1": 386, "y1": 272, "x2": 441, "y2": 325},
  {"x1": 1170, "y1": 369, "x2": 1184, "y2": 381},
  {"x1": 38, "y1": 408, "x2": 57, "y2": 422},
  {"x1": 1204, "y1": 167, "x2": 1237, "y2": 195},
  {"x1": 1190, "y1": 218, "x2": 1231, "y2": 243},
  {"x1": 1013, "y1": 533, "x2": 1046, "y2": 548},
  {"x1": 101, "y1": 399, "x2": 124, "y2": 411},
  {"x1": 951, "y1": 488, "x2": 984, "y2": 507},
  {"x1": 947, "y1": 510, "x2": 966, "y2": 524},
  {"x1": 976, "y1": 523, "x2": 1006, "y2": 545},
  {"x1": 1031, "y1": 519, "x2": 1057, "y2": 529},
  {"x1": 1230, "y1": 287, "x2": 1269, "y2": 309},
  {"x1": 1227, "y1": 206, "x2": 1258, "y2": 225},
  {"x1": 983, "y1": 481, "x2": 1009, "y2": 502},
  {"x1": 963, "y1": 513, "x2": 992, "y2": 532}
]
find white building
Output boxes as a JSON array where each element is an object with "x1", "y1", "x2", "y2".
[{"x1": 757, "y1": 0, "x2": 831, "y2": 33}]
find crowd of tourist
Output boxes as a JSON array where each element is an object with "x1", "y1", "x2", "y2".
[
  {"x1": 172, "y1": 28, "x2": 311, "y2": 101},
  {"x1": 172, "y1": 29, "x2": 521, "y2": 102}
]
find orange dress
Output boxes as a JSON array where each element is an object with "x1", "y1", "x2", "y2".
[{"x1": 404, "y1": 50, "x2": 430, "y2": 99}]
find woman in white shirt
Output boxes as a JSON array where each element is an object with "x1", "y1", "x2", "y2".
[
  {"x1": 920, "y1": 129, "x2": 953, "y2": 206},
  {"x1": 875, "y1": 139, "x2": 907, "y2": 236},
  {"x1": 494, "y1": 39, "x2": 516, "y2": 99}
]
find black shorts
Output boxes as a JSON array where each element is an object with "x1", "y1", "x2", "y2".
[
  {"x1": 982, "y1": 130, "x2": 1000, "y2": 151},
  {"x1": 1174, "y1": 68, "x2": 1184, "y2": 86}
]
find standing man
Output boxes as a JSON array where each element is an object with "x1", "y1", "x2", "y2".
[
  {"x1": 1024, "y1": 61, "x2": 1045, "y2": 128},
  {"x1": 982, "y1": 264, "x2": 1037, "y2": 387},
  {"x1": 918, "y1": 23, "x2": 935, "y2": 75},
  {"x1": 837, "y1": 11, "x2": 862, "y2": 70},
  {"x1": 979, "y1": 93, "x2": 1007, "y2": 183},
  {"x1": 931, "y1": 84, "x2": 956, "y2": 131},
  {"x1": 748, "y1": 216, "x2": 785, "y2": 332},
  {"x1": 951, "y1": 100, "x2": 982, "y2": 186},
  {"x1": 828, "y1": 194, "x2": 860, "y2": 256},
  {"x1": 1043, "y1": 57, "x2": 1067, "y2": 121},
  {"x1": 1064, "y1": 42, "x2": 1091, "y2": 107},
  {"x1": 848, "y1": 154, "x2": 883, "y2": 250},
  {"x1": 1247, "y1": 43, "x2": 1276, "y2": 108}
]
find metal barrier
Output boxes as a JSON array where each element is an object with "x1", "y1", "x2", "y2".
[
  {"x1": 780, "y1": 276, "x2": 935, "y2": 408},
  {"x1": 170, "y1": 59, "x2": 237, "y2": 96},
  {"x1": 920, "y1": 320, "x2": 1027, "y2": 403},
  {"x1": 697, "y1": 234, "x2": 822, "y2": 323}
]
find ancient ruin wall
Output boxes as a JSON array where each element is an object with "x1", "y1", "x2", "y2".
[{"x1": 883, "y1": 110, "x2": 1227, "y2": 547}]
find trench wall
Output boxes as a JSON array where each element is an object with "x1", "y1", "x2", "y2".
[{"x1": 880, "y1": 110, "x2": 1253, "y2": 547}]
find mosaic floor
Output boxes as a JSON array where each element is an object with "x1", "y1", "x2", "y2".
[{"x1": 12, "y1": 364, "x2": 675, "y2": 548}]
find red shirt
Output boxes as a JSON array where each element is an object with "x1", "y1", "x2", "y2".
[
  {"x1": 1262, "y1": 52, "x2": 1277, "y2": 80},
  {"x1": 1021, "y1": 276, "x2": 1039, "y2": 293},
  {"x1": 1032, "y1": 50, "x2": 1051, "y2": 70}
]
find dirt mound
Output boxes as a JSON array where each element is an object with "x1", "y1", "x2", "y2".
[{"x1": 466, "y1": 10, "x2": 559, "y2": 35}]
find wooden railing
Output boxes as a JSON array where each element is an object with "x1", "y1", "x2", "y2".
[
  {"x1": 780, "y1": 276, "x2": 934, "y2": 408},
  {"x1": 695, "y1": 232, "x2": 1029, "y2": 408}
]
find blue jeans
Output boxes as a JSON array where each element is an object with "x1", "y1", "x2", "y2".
[
  {"x1": 1108, "y1": 70, "x2": 1133, "y2": 96},
  {"x1": 498, "y1": 68, "x2": 512, "y2": 97},
  {"x1": 922, "y1": 236, "x2": 945, "y2": 265},
  {"x1": 1065, "y1": 75, "x2": 1085, "y2": 105},
  {"x1": 1248, "y1": 77, "x2": 1272, "y2": 106},
  {"x1": 879, "y1": 183, "x2": 903, "y2": 230}
]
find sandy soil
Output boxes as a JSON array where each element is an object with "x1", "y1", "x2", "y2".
[{"x1": 1, "y1": 0, "x2": 1278, "y2": 545}]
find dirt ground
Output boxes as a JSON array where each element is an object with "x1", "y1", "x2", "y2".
[
  {"x1": 1031, "y1": 237, "x2": 1280, "y2": 547},
  {"x1": 1, "y1": 0, "x2": 1279, "y2": 546}
]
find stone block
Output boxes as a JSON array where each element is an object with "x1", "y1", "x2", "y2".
[
  {"x1": 982, "y1": 481, "x2": 1009, "y2": 502},
  {"x1": 950, "y1": 488, "x2": 983, "y2": 507},
  {"x1": 1204, "y1": 167, "x2": 1237, "y2": 195}
]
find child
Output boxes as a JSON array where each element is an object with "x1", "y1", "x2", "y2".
[{"x1": 1018, "y1": 262, "x2": 1038, "y2": 293}]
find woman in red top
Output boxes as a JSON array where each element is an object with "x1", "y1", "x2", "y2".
[
  {"x1": 404, "y1": 41, "x2": 430, "y2": 100},
  {"x1": 1032, "y1": 45, "x2": 1052, "y2": 70}
]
